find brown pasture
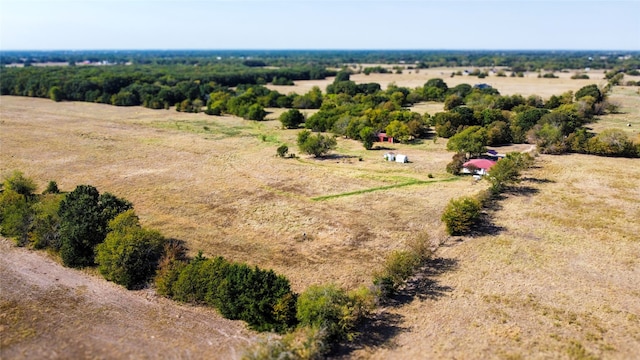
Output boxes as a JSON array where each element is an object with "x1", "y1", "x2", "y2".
[{"x1": 1, "y1": 75, "x2": 639, "y2": 359}]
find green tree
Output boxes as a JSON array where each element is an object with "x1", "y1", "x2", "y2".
[
  {"x1": 485, "y1": 152, "x2": 532, "y2": 193},
  {"x1": 58, "y1": 185, "x2": 132, "y2": 267},
  {"x1": 95, "y1": 210, "x2": 166, "y2": 289},
  {"x1": 446, "y1": 125, "x2": 488, "y2": 158},
  {"x1": 49, "y1": 86, "x2": 63, "y2": 102},
  {"x1": 297, "y1": 130, "x2": 337, "y2": 157},
  {"x1": 441, "y1": 196, "x2": 482, "y2": 236},
  {"x1": 359, "y1": 126, "x2": 375, "y2": 150},
  {"x1": 385, "y1": 120, "x2": 411, "y2": 143},
  {"x1": 279, "y1": 109, "x2": 305, "y2": 129}
]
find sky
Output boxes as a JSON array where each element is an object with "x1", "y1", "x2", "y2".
[{"x1": 1, "y1": 0, "x2": 639, "y2": 51}]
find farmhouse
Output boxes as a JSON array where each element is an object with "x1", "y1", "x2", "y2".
[{"x1": 462, "y1": 158, "x2": 496, "y2": 176}]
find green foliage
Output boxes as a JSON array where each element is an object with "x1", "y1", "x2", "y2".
[
  {"x1": 587, "y1": 129, "x2": 638, "y2": 157},
  {"x1": 297, "y1": 130, "x2": 337, "y2": 157},
  {"x1": 446, "y1": 125, "x2": 488, "y2": 158},
  {"x1": 58, "y1": 185, "x2": 132, "y2": 268},
  {"x1": 279, "y1": 109, "x2": 305, "y2": 129},
  {"x1": 575, "y1": 84, "x2": 603, "y2": 103},
  {"x1": 296, "y1": 284, "x2": 363, "y2": 343},
  {"x1": 166, "y1": 253, "x2": 297, "y2": 333},
  {"x1": 446, "y1": 152, "x2": 467, "y2": 175},
  {"x1": 242, "y1": 326, "x2": 328, "y2": 360},
  {"x1": 276, "y1": 144, "x2": 289, "y2": 158},
  {"x1": 441, "y1": 196, "x2": 482, "y2": 236},
  {"x1": 4, "y1": 170, "x2": 37, "y2": 199},
  {"x1": 485, "y1": 152, "x2": 533, "y2": 193},
  {"x1": 43, "y1": 181, "x2": 60, "y2": 194},
  {"x1": 95, "y1": 210, "x2": 166, "y2": 289},
  {"x1": 385, "y1": 120, "x2": 411, "y2": 143},
  {"x1": 358, "y1": 126, "x2": 375, "y2": 150},
  {"x1": 29, "y1": 193, "x2": 63, "y2": 249},
  {"x1": 0, "y1": 188, "x2": 33, "y2": 246}
]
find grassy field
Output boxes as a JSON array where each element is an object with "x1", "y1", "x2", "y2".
[{"x1": 1, "y1": 74, "x2": 639, "y2": 359}]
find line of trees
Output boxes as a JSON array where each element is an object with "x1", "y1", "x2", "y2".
[
  {"x1": 1, "y1": 171, "x2": 439, "y2": 358},
  {"x1": 3, "y1": 49, "x2": 638, "y2": 71},
  {"x1": 0, "y1": 63, "x2": 332, "y2": 110},
  {"x1": 435, "y1": 81, "x2": 639, "y2": 158}
]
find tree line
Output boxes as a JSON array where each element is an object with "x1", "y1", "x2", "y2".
[
  {"x1": 2, "y1": 49, "x2": 639, "y2": 71},
  {"x1": 0, "y1": 63, "x2": 332, "y2": 110},
  {"x1": 0, "y1": 171, "x2": 436, "y2": 358}
]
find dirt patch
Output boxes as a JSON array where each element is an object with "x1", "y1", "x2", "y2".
[{"x1": 0, "y1": 238, "x2": 253, "y2": 359}]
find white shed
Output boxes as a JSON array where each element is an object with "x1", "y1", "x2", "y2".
[
  {"x1": 395, "y1": 154, "x2": 408, "y2": 163},
  {"x1": 383, "y1": 152, "x2": 396, "y2": 161}
]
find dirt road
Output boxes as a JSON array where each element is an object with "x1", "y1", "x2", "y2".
[{"x1": 0, "y1": 238, "x2": 254, "y2": 359}]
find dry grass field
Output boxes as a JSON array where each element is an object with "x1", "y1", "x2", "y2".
[{"x1": 1, "y1": 72, "x2": 639, "y2": 359}]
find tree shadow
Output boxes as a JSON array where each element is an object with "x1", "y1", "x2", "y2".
[
  {"x1": 333, "y1": 257, "x2": 458, "y2": 358},
  {"x1": 331, "y1": 312, "x2": 406, "y2": 357},
  {"x1": 505, "y1": 185, "x2": 539, "y2": 196},
  {"x1": 372, "y1": 145, "x2": 396, "y2": 151},
  {"x1": 522, "y1": 177, "x2": 555, "y2": 184},
  {"x1": 316, "y1": 154, "x2": 361, "y2": 161}
]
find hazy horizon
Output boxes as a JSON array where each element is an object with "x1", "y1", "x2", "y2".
[{"x1": 1, "y1": 0, "x2": 639, "y2": 51}]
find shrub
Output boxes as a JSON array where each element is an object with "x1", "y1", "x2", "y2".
[
  {"x1": 373, "y1": 250, "x2": 420, "y2": 297},
  {"x1": 43, "y1": 181, "x2": 60, "y2": 194},
  {"x1": 280, "y1": 109, "x2": 305, "y2": 129},
  {"x1": 276, "y1": 145, "x2": 289, "y2": 158},
  {"x1": 95, "y1": 210, "x2": 166, "y2": 289},
  {"x1": 441, "y1": 196, "x2": 482, "y2": 236},
  {"x1": 242, "y1": 326, "x2": 328, "y2": 360},
  {"x1": 296, "y1": 284, "x2": 363, "y2": 343},
  {"x1": 297, "y1": 130, "x2": 337, "y2": 157},
  {"x1": 168, "y1": 253, "x2": 297, "y2": 333},
  {"x1": 0, "y1": 188, "x2": 33, "y2": 246},
  {"x1": 446, "y1": 152, "x2": 466, "y2": 175},
  {"x1": 29, "y1": 193, "x2": 63, "y2": 249}
]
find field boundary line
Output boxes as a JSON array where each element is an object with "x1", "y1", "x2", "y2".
[{"x1": 311, "y1": 177, "x2": 460, "y2": 201}]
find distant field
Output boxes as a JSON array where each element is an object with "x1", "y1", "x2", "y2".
[
  {"x1": 268, "y1": 66, "x2": 608, "y2": 98},
  {"x1": 1, "y1": 76, "x2": 639, "y2": 359}
]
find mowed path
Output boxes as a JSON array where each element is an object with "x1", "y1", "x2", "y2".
[{"x1": 0, "y1": 238, "x2": 254, "y2": 359}]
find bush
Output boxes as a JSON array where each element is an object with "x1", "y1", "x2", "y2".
[
  {"x1": 95, "y1": 210, "x2": 166, "y2": 289},
  {"x1": 446, "y1": 152, "x2": 467, "y2": 175},
  {"x1": 167, "y1": 253, "x2": 297, "y2": 333},
  {"x1": 280, "y1": 109, "x2": 305, "y2": 129},
  {"x1": 43, "y1": 181, "x2": 60, "y2": 194},
  {"x1": 0, "y1": 188, "x2": 33, "y2": 246},
  {"x1": 373, "y1": 250, "x2": 420, "y2": 298},
  {"x1": 297, "y1": 130, "x2": 337, "y2": 157},
  {"x1": 276, "y1": 145, "x2": 289, "y2": 158},
  {"x1": 441, "y1": 196, "x2": 482, "y2": 236},
  {"x1": 29, "y1": 193, "x2": 63, "y2": 249},
  {"x1": 296, "y1": 284, "x2": 363, "y2": 343},
  {"x1": 243, "y1": 326, "x2": 328, "y2": 360}
]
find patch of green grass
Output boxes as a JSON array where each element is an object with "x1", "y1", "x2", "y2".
[
  {"x1": 311, "y1": 177, "x2": 460, "y2": 201},
  {"x1": 151, "y1": 120, "x2": 250, "y2": 139}
]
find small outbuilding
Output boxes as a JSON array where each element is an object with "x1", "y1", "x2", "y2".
[
  {"x1": 462, "y1": 158, "x2": 496, "y2": 176},
  {"x1": 395, "y1": 154, "x2": 408, "y2": 163},
  {"x1": 383, "y1": 152, "x2": 396, "y2": 161},
  {"x1": 377, "y1": 132, "x2": 394, "y2": 143}
]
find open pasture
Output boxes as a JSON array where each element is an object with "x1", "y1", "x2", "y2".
[{"x1": 1, "y1": 75, "x2": 639, "y2": 359}]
